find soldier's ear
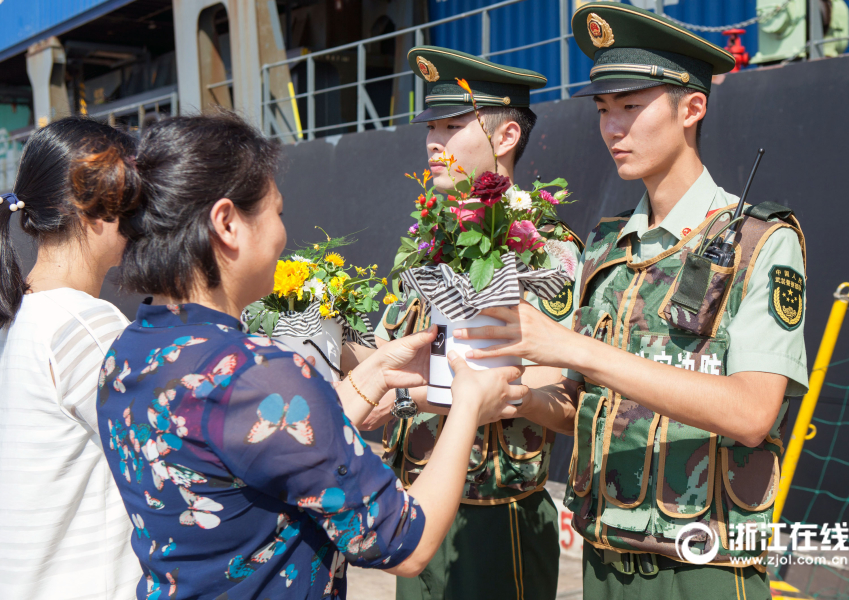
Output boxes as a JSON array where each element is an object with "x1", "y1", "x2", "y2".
[
  {"x1": 493, "y1": 120, "x2": 522, "y2": 163},
  {"x1": 682, "y1": 92, "x2": 707, "y2": 130}
]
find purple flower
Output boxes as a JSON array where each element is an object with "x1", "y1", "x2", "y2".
[
  {"x1": 539, "y1": 190, "x2": 558, "y2": 205},
  {"x1": 418, "y1": 241, "x2": 431, "y2": 251},
  {"x1": 408, "y1": 223, "x2": 419, "y2": 234}
]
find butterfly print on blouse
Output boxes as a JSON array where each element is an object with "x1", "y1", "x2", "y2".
[
  {"x1": 245, "y1": 393, "x2": 315, "y2": 446},
  {"x1": 181, "y1": 354, "x2": 237, "y2": 399},
  {"x1": 251, "y1": 513, "x2": 301, "y2": 564},
  {"x1": 178, "y1": 486, "x2": 223, "y2": 529},
  {"x1": 137, "y1": 336, "x2": 208, "y2": 382},
  {"x1": 145, "y1": 567, "x2": 178, "y2": 600}
]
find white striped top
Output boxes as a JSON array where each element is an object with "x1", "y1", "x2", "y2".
[{"x1": 0, "y1": 288, "x2": 141, "y2": 600}]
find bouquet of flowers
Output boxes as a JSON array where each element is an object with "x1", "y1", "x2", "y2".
[
  {"x1": 391, "y1": 79, "x2": 577, "y2": 293},
  {"x1": 243, "y1": 231, "x2": 394, "y2": 379},
  {"x1": 393, "y1": 161, "x2": 578, "y2": 291},
  {"x1": 389, "y1": 78, "x2": 579, "y2": 404}
]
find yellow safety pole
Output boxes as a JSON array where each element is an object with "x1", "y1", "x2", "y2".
[{"x1": 773, "y1": 282, "x2": 849, "y2": 523}]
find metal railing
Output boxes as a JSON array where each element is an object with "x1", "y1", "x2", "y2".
[
  {"x1": 0, "y1": 90, "x2": 179, "y2": 191},
  {"x1": 261, "y1": 0, "x2": 576, "y2": 142},
  {"x1": 86, "y1": 90, "x2": 179, "y2": 134}
]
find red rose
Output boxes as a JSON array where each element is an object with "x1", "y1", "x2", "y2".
[
  {"x1": 470, "y1": 171, "x2": 511, "y2": 206},
  {"x1": 432, "y1": 243, "x2": 446, "y2": 264}
]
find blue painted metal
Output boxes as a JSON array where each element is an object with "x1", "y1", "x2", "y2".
[
  {"x1": 0, "y1": 0, "x2": 135, "y2": 62},
  {"x1": 427, "y1": 0, "x2": 769, "y2": 103}
]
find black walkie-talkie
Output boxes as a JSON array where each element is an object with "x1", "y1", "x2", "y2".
[{"x1": 702, "y1": 149, "x2": 765, "y2": 267}]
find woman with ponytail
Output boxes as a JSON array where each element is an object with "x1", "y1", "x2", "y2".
[{"x1": 0, "y1": 117, "x2": 142, "y2": 599}]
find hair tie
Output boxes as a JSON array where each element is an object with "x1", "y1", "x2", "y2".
[{"x1": 0, "y1": 193, "x2": 25, "y2": 212}]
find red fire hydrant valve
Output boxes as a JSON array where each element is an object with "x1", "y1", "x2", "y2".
[{"x1": 723, "y1": 28, "x2": 749, "y2": 72}]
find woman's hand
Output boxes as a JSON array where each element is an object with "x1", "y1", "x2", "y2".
[
  {"x1": 372, "y1": 326, "x2": 436, "y2": 391},
  {"x1": 340, "y1": 327, "x2": 436, "y2": 429},
  {"x1": 447, "y1": 351, "x2": 527, "y2": 425},
  {"x1": 453, "y1": 299, "x2": 577, "y2": 369}
]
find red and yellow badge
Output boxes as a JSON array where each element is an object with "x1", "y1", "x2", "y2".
[
  {"x1": 587, "y1": 13, "x2": 615, "y2": 48},
  {"x1": 416, "y1": 56, "x2": 440, "y2": 82},
  {"x1": 769, "y1": 265, "x2": 804, "y2": 330}
]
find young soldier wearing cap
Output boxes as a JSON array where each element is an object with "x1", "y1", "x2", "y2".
[
  {"x1": 455, "y1": 3, "x2": 808, "y2": 598},
  {"x1": 357, "y1": 46, "x2": 582, "y2": 600}
]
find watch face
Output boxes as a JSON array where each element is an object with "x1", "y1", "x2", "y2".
[{"x1": 391, "y1": 398, "x2": 418, "y2": 419}]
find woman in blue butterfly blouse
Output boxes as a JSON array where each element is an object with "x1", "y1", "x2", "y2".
[{"x1": 96, "y1": 112, "x2": 525, "y2": 600}]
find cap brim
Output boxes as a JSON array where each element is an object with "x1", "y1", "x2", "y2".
[
  {"x1": 411, "y1": 105, "x2": 475, "y2": 124},
  {"x1": 570, "y1": 78, "x2": 665, "y2": 98}
]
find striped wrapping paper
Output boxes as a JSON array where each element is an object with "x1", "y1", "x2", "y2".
[
  {"x1": 242, "y1": 301, "x2": 377, "y2": 348},
  {"x1": 399, "y1": 252, "x2": 569, "y2": 322}
]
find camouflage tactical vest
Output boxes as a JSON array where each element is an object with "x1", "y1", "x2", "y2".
[
  {"x1": 567, "y1": 203, "x2": 805, "y2": 568},
  {"x1": 380, "y1": 291, "x2": 555, "y2": 504}
]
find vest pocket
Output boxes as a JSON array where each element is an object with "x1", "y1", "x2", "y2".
[
  {"x1": 402, "y1": 413, "x2": 443, "y2": 466},
  {"x1": 571, "y1": 389, "x2": 604, "y2": 497},
  {"x1": 656, "y1": 416, "x2": 717, "y2": 518},
  {"x1": 600, "y1": 394, "x2": 660, "y2": 508},
  {"x1": 660, "y1": 251, "x2": 736, "y2": 338},
  {"x1": 720, "y1": 445, "x2": 780, "y2": 512}
]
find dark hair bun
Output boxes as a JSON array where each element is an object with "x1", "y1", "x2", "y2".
[{"x1": 70, "y1": 145, "x2": 142, "y2": 222}]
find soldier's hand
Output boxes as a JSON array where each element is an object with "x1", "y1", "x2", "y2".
[
  {"x1": 454, "y1": 299, "x2": 574, "y2": 369},
  {"x1": 447, "y1": 350, "x2": 527, "y2": 425}
]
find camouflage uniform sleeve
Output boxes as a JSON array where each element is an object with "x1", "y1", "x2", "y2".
[{"x1": 725, "y1": 227, "x2": 808, "y2": 397}]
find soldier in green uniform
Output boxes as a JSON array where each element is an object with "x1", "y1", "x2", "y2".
[
  {"x1": 454, "y1": 4, "x2": 808, "y2": 598},
  {"x1": 359, "y1": 47, "x2": 583, "y2": 600}
]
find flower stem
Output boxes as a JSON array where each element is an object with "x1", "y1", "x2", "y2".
[{"x1": 288, "y1": 297, "x2": 295, "y2": 312}]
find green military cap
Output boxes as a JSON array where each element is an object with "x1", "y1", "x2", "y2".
[
  {"x1": 570, "y1": 2, "x2": 735, "y2": 97},
  {"x1": 407, "y1": 45, "x2": 547, "y2": 123}
]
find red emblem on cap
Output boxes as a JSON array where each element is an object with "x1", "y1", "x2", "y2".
[
  {"x1": 419, "y1": 62, "x2": 429, "y2": 77},
  {"x1": 681, "y1": 227, "x2": 692, "y2": 237},
  {"x1": 589, "y1": 22, "x2": 602, "y2": 37}
]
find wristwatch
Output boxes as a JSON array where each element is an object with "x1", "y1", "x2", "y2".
[{"x1": 390, "y1": 388, "x2": 418, "y2": 419}]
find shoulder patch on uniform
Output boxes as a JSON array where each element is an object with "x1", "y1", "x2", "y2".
[
  {"x1": 768, "y1": 265, "x2": 804, "y2": 330},
  {"x1": 540, "y1": 279, "x2": 575, "y2": 322}
]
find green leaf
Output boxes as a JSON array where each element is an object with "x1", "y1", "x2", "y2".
[
  {"x1": 461, "y1": 245, "x2": 483, "y2": 259},
  {"x1": 519, "y1": 249, "x2": 533, "y2": 264},
  {"x1": 442, "y1": 199, "x2": 460, "y2": 208},
  {"x1": 542, "y1": 252, "x2": 554, "y2": 269},
  {"x1": 491, "y1": 250, "x2": 504, "y2": 269},
  {"x1": 314, "y1": 269, "x2": 326, "y2": 280},
  {"x1": 261, "y1": 311, "x2": 278, "y2": 337},
  {"x1": 457, "y1": 230, "x2": 483, "y2": 246},
  {"x1": 347, "y1": 313, "x2": 367, "y2": 333},
  {"x1": 470, "y1": 258, "x2": 495, "y2": 292},
  {"x1": 454, "y1": 179, "x2": 472, "y2": 195},
  {"x1": 393, "y1": 251, "x2": 413, "y2": 268},
  {"x1": 411, "y1": 210, "x2": 423, "y2": 219},
  {"x1": 461, "y1": 202, "x2": 488, "y2": 210},
  {"x1": 248, "y1": 314, "x2": 262, "y2": 334},
  {"x1": 479, "y1": 236, "x2": 491, "y2": 254},
  {"x1": 399, "y1": 237, "x2": 418, "y2": 251}
]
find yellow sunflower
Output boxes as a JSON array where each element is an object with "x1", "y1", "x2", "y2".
[{"x1": 326, "y1": 253, "x2": 345, "y2": 267}]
